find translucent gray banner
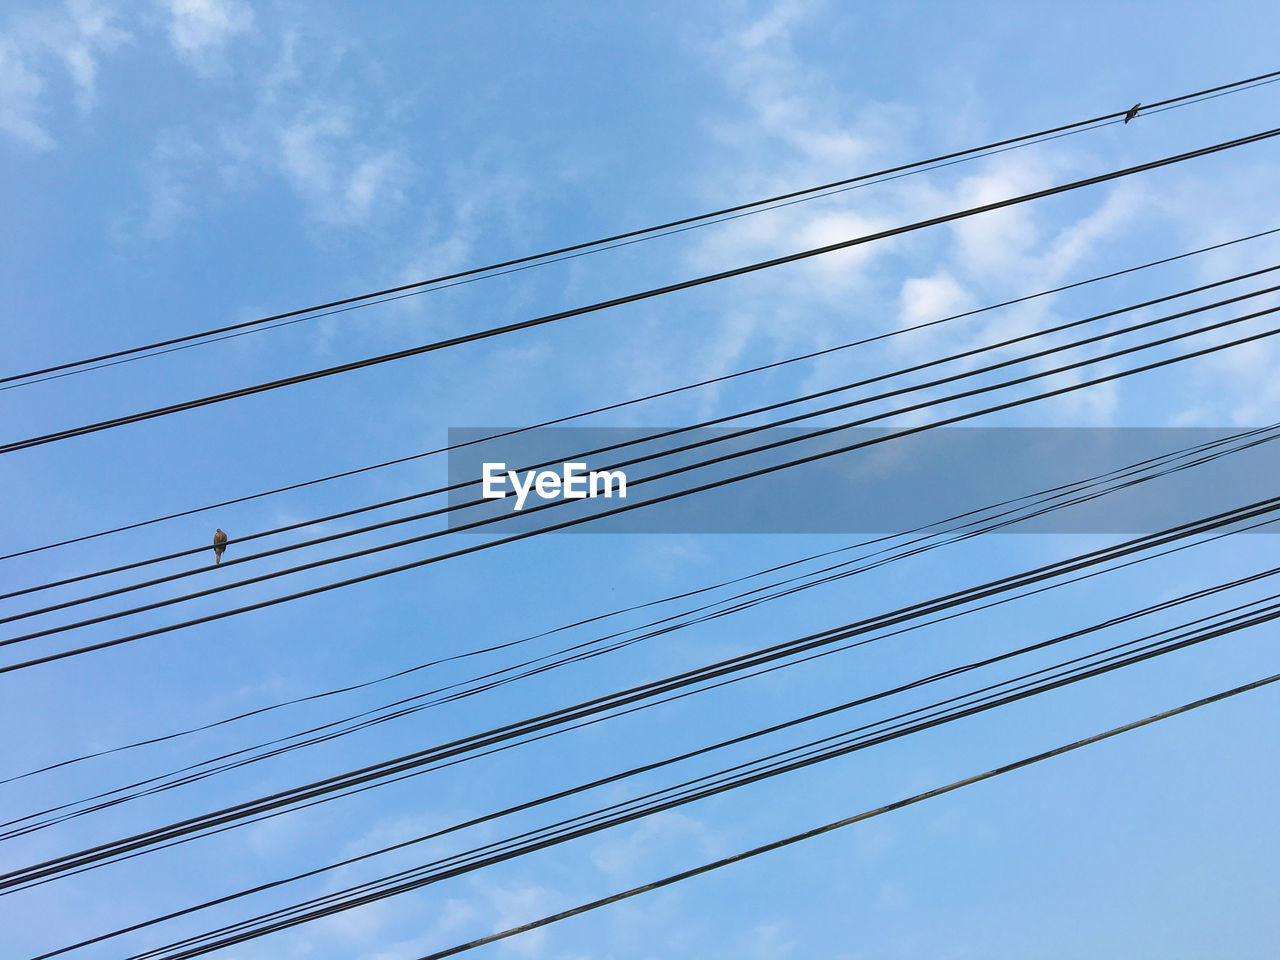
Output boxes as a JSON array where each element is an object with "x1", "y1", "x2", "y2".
[{"x1": 446, "y1": 426, "x2": 1280, "y2": 534}]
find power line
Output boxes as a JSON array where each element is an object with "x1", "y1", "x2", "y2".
[
  {"x1": 10, "y1": 418, "x2": 1275, "y2": 793},
  {"x1": 6, "y1": 125, "x2": 1280, "y2": 457},
  {"x1": 5, "y1": 67, "x2": 1276, "y2": 391},
  {"x1": 11, "y1": 67, "x2": 1280, "y2": 960},
  {"x1": 17, "y1": 427, "x2": 1269, "y2": 837},
  {"x1": 8, "y1": 225, "x2": 1278, "y2": 568},
  {"x1": 15, "y1": 482, "x2": 1275, "y2": 853},
  {"x1": 7, "y1": 294, "x2": 1280, "y2": 664},
  {"x1": 9, "y1": 263, "x2": 1276, "y2": 610},
  {"x1": 6, "y1": 494, "x2": 1277, "y2": 892},
  {"x1": 410, "y1": 670, "x2": 1280, "y2": 960},
  {"x1": 36, "y1": 595, "x2": 1280, "y2": 960}
]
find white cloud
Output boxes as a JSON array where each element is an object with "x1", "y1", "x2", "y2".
[
  {"x1": 489, "y1": 883, "x2": 554, "y2": 958},
  {"x1": 214, "y1": 39, "x2": 412, "y2": 228},
  {"x1": 45, "y1": 0, "x2": 130, "y2": 111},
  {"x1": 352, "y1": 899, "x2": 477, "y2": 960},
  {"x1": 947, "y1": 160, "x2": 1050, "y2": 279},
  {"x1": 161, "y1": 0, "x2": 253, "y2": 62},
  {"x1": 141, "y1": 130, "x2": 203, "y2": 237},
  {"x1": 590, "y1": 810, "x2": 719, "y2": 881},
  {"x1": 664, "y1": 0, "x2": 919, "y2": 403},
  {"x1": 712, "y1": 0, "x2": 877, "y2": 171},
  {"x1": 898, "y1": 273, "x2": 973, "y2": 333},
  {"x1": 0, "y1": 35, "x2": 51, "y2": 148},
  {"x1": 0, "y1": 0, "x2": 129, "y2": 149}
]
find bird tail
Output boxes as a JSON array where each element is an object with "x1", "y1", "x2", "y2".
[{"x1": 215, "y1": 553, "x2": 222, "y2": 565}]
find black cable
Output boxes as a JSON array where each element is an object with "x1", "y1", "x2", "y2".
[
  {"x1": 9, "y1": 259, "x2": 1276, "y2": 605},
  {"x1": 16, "y1": 430, "x2": 1262, "y2": 837},
  {"x1": 10, "y1": 417, "x2": 1274, "y2": 796},
  {"x1": 34, "y1": 495, "x2": 1279, "y2": 914},
  {"x1": 403, "y1": 671, "x2": 1280, "y2": 960},
  {"x1": 7, "y1": 66, "x2": 1276, "y2": 390},
  {"x1": 5, "y1": 125, "x2": 1280, "y2": 457},
  {"x1": 9, "y1": 265, "x2": 1275, "y2": 622},
  {"x1": 42, "y1": 572, "x2": 1271, "y2": 956},
  {"x1": 53, "y1": 508, "x2": 1279, "y2": 910},
  {"x1": 6, "y1": 319, "x2": 1279, "y2": 684},
  {"x1": 6, "y1": 493, "x2": 1277, "y2": 892},
  {"x1": 0, "y1": 121, "x2": 1123, "y2": 394},
  {"x1": 15, "y1": 77, "x2": 1278, "y2": 396},
  {"x1": 8, "y1": 293, "x2": 1280, "y2": 664},
  {"x1": 8, "y1": 225, "x2": 1278, "y2": 568},
  {"x1": 44, "y1": 596, "x2": 1280, "y2": 960},
  {"x1": 14, "y1": 476, "x2": 1274, "y2": 858}
]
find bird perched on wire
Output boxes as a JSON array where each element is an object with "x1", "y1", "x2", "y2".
[
  {"x1": 1124, "y1": 102, "x2": 1141, "y2": 124},
  {"x1": 213, "y1": 528, "x2": 228, "y2": 565}
]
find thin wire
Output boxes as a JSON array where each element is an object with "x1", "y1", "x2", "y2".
[
  {"x1": 7, "y1": 66, "x2": 1277, "y2": 390},
  {"x1": 8, "y1": 263, "x2": 1276, "y2": 610},
  {"x1": 8, "y1": 223, "x2": 1278, "y2": 566},
  {"x1": 13, "y1": 488, "x2": 1274, "y2": 852},
  {"x1": 44, "y1": 605, "x2": 1280, "y2": 960},
  {"x1": 6, "y1": 492, "x2": 1276, "y2": 892},
  {"x1": 9, "y1": 418, "x2": 1275, "y2": 790},
  {"x1": 7, "y1": 294, "x2": 1280, "y2": 660},
  {"x1": 6, "y1": 124, "x2": 1280, "y2": 457},
  {"x1": 410, "y1": 671, "x2": 1280, "y2": 960}
]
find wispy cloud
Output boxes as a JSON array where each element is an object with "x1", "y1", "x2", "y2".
[
  {"x1": 709, "y1": 0, "x2": 882, "y2": 172},
  {"x1": 0, "y1": 34, "x2": 50, "y2": 148},
  {"x1": 0, "y1": 0, "x2": 130, "y2": 149},
  {"x1": 160, "y1": 0, "x2": 253, "y2": 68},
  {"x1": 589, "y1": 810, "x2": 720, "y2": 881},
  {"x1": 217, "y1": 33, "x2": 411, "y2": 227},
  {"x1": 269, "y1": 102, "x2": 410, "y2": 225},
  {"x1": 139, "y1": 130, "x2": 203, "y2": 238},
  {"x1": 129, "y1": 31, "x2": 413, "y2": 241}
]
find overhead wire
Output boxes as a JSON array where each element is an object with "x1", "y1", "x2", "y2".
[
  {"x1": 7, "y1": 256, "x2": 1279, "y2": 604},
  {"x1": 5, "y1": 66, "x2": 1277, "y2": 392},
  {"x1": 8, "y1": 223, "x2": 1279, "y2": 567},
  {"x1": 7, "y1": 289, "x2": 1280, "y2": 665},
  {"x1": 9, "y1": 66, "x2": 1280, "y2": 960},
  {"x1": 13, "y1": 481, "x2": 1278, "y2": 848},
  {"x1": 9, "y1": 416, "x2": 1276, "y2": 792},
  {"x1": 5, "y1": 124, "x2": 1280, "y2": 457},
  {"x1": 6, "y1": 491, "x2": 1279, "y2": 893},
  {"x1": 33, "y1": 590, "x2": 1280, "y2": 960},
  {"x1": 404, "y1": 670, "x2": 1280, "y2": 960}
]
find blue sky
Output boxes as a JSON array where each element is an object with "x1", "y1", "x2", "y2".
[{"x1": 3, "y1": 1, "x2": 1280, "y2": 958}]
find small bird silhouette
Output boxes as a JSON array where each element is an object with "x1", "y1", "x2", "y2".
[
  {"x1": 1124, "y1": 102, "x2": 1141, "y2": 124},
  {"x1": 213, "y1": 528, "x2": 228, "y2": 565}
]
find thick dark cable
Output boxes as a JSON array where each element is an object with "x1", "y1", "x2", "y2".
[
  {"x1": 16, "y1": 79, "x2": 1271, "y2": 397},
  {"x1": 406, "y1": 672, "x2": 1280, "y2": 960},
  {"x1": 7, "y1": 67, "x2": 1276, "y2": 389},
  {"x1": 11, "y1": 417, "x2": 1274, "y2": 795},
  {"x1": 7, "y1": 294, "x2": 1280, "y2": 660},
  {"x1": 17, "y1": 492, "x2": 1280, "y2": 858},
  {"x1": 8, "y1": 224, "x2": 1278, "y2": 567},
  {"x1": 20, "y1": 442, "x2": 1264, "y2": 839},
  {"x1": 42, "y1": 605, "x2": 1280, "y2": 960},
  {"x1": 24, "y1": 543, "x2": 1280, "y2": 960},
  {"x1": 83, "y1": 544, "x2": 1280, "y2": 911},
  {"x1": 0, "y1": 123, "x2": 1125, "y2": 394},
  {"x1": 5, "y1": 125, "x2": 1280, "y2": 457},
  {"x1": 8, "y1": 259, "x2": 1277, "y2": 604},
  {"x1": 6, "y1": 313, "x2": 1280, "y2": 674},
  {"x1": 5, "y1": 493, "x2": 1276, "y2": 892}
]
